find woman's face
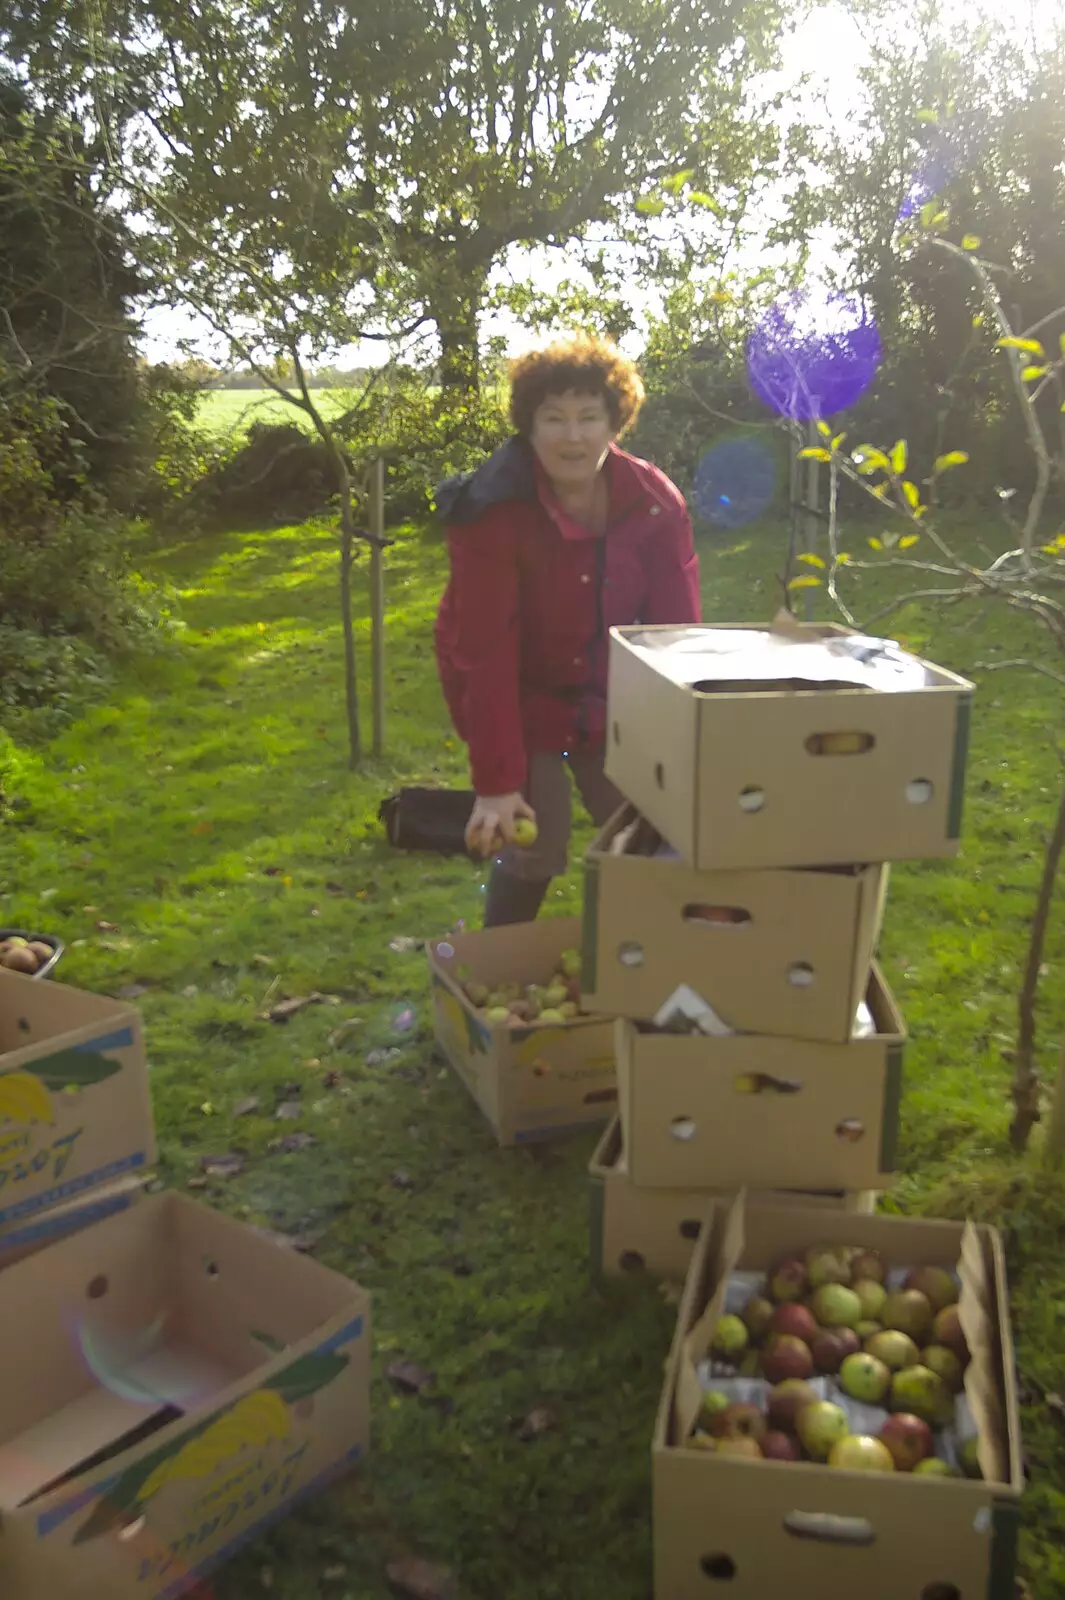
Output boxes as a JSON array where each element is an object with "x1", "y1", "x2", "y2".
[{"x1": 528, "y1": 388, "x2": 616, "y2": 489}]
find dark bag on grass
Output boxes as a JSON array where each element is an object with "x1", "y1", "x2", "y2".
[{"x1": 378, "y1": 787, "x2": 475, "y2": 854}]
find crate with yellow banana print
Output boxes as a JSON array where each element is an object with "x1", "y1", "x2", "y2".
[
  {"x1": 0, "y1": 1189, "x2": 370, "y2": 1600},
  {"x1": 0, "y1": 968, "x2": 154, "y2": 1240},
  {"x1": 428, "y1": 916, "x2": 617, "y2": 1146}
]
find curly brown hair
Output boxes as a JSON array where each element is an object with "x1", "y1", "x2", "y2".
[{"x1": 508, "y1": 334, "x2": 645, "y2": 437}]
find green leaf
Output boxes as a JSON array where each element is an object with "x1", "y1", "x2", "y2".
[
  {"x1": 901, "y1": 480, "x2": 921, "y2": 510},
  {"x1": 797, "y1": 447, "x2": 831, "y2": 462},
  {"x1": 1021, "y1": 364, "x2": 1050, "y2": 381},
  {"x1": 871, "y1": 483, "x2": 891, "y2": 500},
  {"x1": 831, "y1": 432, "x2": 847, "y2": 450},
  {"x1": 634, "y1": 196, "x2": 666, "y2": 217},
  {"x1": 961, "y1": 234, "x2": 981, "y2": 250},
  {"x1": 687, "y1": 191, "x2": 720, "y2": 213},
  {"x1": 997, "y1": 336, "x2": 1045, "y2": 356},
  {"x1": 972, "y1": 314, "x2": 985, "y2": 328},
  {"x1": 889, "y1": 440, "x2": 908, "y2": 475},
  {"x1": 899, "y1": 534, "x2": 920, "y2": 550},
  {"x1": 868, "y1": 536, "x2": 884, "y2": 551},
  {"x1": 797, "y1": 553, "x2": 826, "y2": 568},
  {"x1": 787, "y1": 575, "x2": 821, "y2": 589},
  {"x1": 916, "y1": 109, "x2": 939, "y2": 124},
  {"x1": 661, "y1": 169, "x2": 695, "y2": 196},
  {"x1": 851, "y1": 446, "x2": 890, "y2": 474},
  {"x1": 934, "y1": 451, "x2": 969, "y2": 472},
  {"x1": 816, "y1": 420, "x2": 832, "y2": 438},
  {"x1": 1060, "y1": 333, "x2": 1065, "y2": 360},
  {"x1": 919, "y1": 200, "x2": 940, "y2": 227},
  {"x1": 835, "y1": 552, "x2": 852, "y2": 565},
  {"x1": 29, "y1": 1049, "x2": 124, "y2": 1091},
  {"x1": 268, "y1": 1348, "x2": 350, "y2": 1403}
]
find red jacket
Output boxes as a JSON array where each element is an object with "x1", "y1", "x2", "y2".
[{"x1": 434, "y1": 438, "x2": 701, "y2": 796}]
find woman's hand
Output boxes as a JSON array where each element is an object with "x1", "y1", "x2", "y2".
[{"x1": 465, "y1": 792, "x2": 536, "y2": 858}]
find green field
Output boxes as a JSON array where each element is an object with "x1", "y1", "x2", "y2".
[
  {"x1": 2, "y1": 515, "x2": 1064, "y2": 1597},
  {"x1": 196, "y1": 386, "x2": 353, "y2": 436}
]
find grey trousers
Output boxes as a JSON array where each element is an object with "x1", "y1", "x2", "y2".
[{"x1": 497, "y1": 749, "x2": 623, "y2": 882}]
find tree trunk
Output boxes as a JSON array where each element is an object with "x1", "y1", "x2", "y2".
[
  {"x1": 334, "y1": 453, "x2": 362, "y2": 770},
  {"x1": 432, "y1": 273, "x2": 484, "y2": 404},
  {"x1": 1009, "y1": 771, "x2": 1065, "y2": 1150}
]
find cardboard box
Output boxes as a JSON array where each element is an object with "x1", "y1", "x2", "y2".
[
  {"x1": 582, "y1": 804, "x2": 888, "y2": 1040},
  {"x1": 428, "y1": 917, "x2": 617, "y2": 1146},
  {"x1": 605, "y1": 621, "x2": 974, "y2": 869},
  {"x1": 0, "y1": 1175, "x2": 150, "y2": 1272},
  {"x1": 616, "y1": 964, "x2": 904, "y2": 1193},
  {"x1": 0, "y1": 970, "x2": 155, "y2": 1230},
  {"x1": 588, "y1": 1117, "x2": 878, "y2": 1278},
  {"x1": 654, "y1": 1197, "x2": 1023, "y2": 1600},
  {"x1": 0, "y1": 1190, "x2": 370, "y2": 1600}
]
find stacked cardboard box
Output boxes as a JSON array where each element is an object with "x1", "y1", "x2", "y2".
[
  {"x1": 584, "y1": 617, "x2": 974, "y2": 1278},
  {"x1": 0, "y1": 966, "x2": 370, "y2": 1600}
]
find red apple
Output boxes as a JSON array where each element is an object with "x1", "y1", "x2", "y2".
[
  {"x1": 879, "y1": 1413, "x2": 934, "y2": 1472},
  {"x1": 904, "y1": 1266, "x2": 959, "y2": 1313},
  {"x1": 932, "y1": 1304, "x2": 970, "y2": 1366},
  {"x1": 849, "y1": 1249, "x2": 887, "y2": 1284},
  {"x1": 767, "y1": 1378, "x2": 818, "y2": 1432},
  {"x1": 762, "y1": 1334, "x2": 814, "y2": 1385},
  {"x1": 762, "y1": 1430, "x2": 801, "y2": 1462},
  {"x1": 769, "y1": 1258, "x2": 808, "y2": 1303},
  {"x1": 718, "y1": 1403, "x2": 766, "y2": 1442},
  {"x1": 810, "y1": 1327, "x2": 860, "y2": 1374},
  {"x1": 769, "y1": 1303, "x2": 819, "y2": 1345}
]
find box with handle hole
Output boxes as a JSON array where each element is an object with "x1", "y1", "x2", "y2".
[
  {"x1": 0, "y1": 1190, "x2": 370, "y2": 1600},
  {"x1": 427, "y1": 917, "x2": 617, "y2": 1147},
  {"x1": 653, "y1": 1195, "x2": 1022, "y2": 1600},
  {"x1": 615, "y1": 964, "x2": 904, "y2": 1193},
  {"x1": 582, "y1": 803, "x2": 888, "y2": 1041},
  {"x1": 0, "y1": 969, "x2": 155, "y2": 1240},
  {"x1": 604, "y1": 619, "x2": 973, "y2": 870},
  {"x1": 588, "y1": 1117, "x2": 879, "y2": 1280}
]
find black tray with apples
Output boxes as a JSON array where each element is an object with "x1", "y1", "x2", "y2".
[{"x1": 0, "y1": 929, "x2": 65, "y2": 979}]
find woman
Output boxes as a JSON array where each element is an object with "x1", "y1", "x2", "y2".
[{"x1": 435, "y1": 334, "x2": 701, "y2": 927}]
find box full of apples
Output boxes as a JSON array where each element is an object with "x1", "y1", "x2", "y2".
[
  {"x1": 456, "y1": 945, "x2": 586, "y2": 1028},
  {"x1": 695, "y1": 1243, "x2": 975, "y2": 1475},
  {"x1": 0, "y1": 930, "x2": 63, "y2": 979}
]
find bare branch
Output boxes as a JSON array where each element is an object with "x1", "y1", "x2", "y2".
[{"x1": 974, "y1": 659, "x2": 1065, "y2": 690}]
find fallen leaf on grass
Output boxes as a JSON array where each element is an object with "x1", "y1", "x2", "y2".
[
  {"x1": 251, "y1": 954, "x2": 274, "y2": 968},
  {"x1": 182, "y1": 985, "x2": 199, "y2": 999},
  {"x1": 191, "y1": 820, "x2": 214, "y2": 836},
  {"x1": 388, "y1": 936, "x2": 424, "y2": 954},
  {"x1": 262, "y1": 866, "x2": 284, "y2": 877},
  {"x1": 233, "y1": 1096, "x2": 261, "y2": 1118},
  {"x1": 275, "y1": 1131, "x2": 317, "y2": 1153},
  {"x1": 327, "y1": 1019, "x2": 363, "y2": 1049},
  {"x1": 114, "y1": 982, "x2": 151, "y2": 1000},
  {"x1": 262, "y1": 992, "x2": 329, "y2": 1024},
  {"x1": 323, "y1": 1566, "x2": 347, "y2": 1582},
  {"x1": 389, "y1": 1169, "x2": 414, "y2": 1190},
  {"x1": 324, "y1": 881, "x2": 347, "y2": 896},
  {"x1": 386, "y1": 1557, "x2": 456, "y2": 1600},
  {"x1": 187, "y1": 1176, "x2": 208, "y2": 1190},
  {"x1": 517, "y1": 1407, "x2": 554, "y2": 1441},
  {"x1": 200, "y1": 1152, "x2": 246, "y2": 1179},
  {"x1": 322, "y1": 1069, "x2": 343, "y2": 1089},
  {"x1": 96, "y1": 920, "x2": 120, "y2": 933},
  {"x1": 366, "y1": 1047, "x2": 402, "y2": 1067},
  {"x1": 387, "y1": 1360, "x2": 435, "y2": 1395},
  {"x1": 275, "y1": 1101, "x2": 303, "y2": 1121}
]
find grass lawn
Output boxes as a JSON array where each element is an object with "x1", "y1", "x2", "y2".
[
  {"x1": 2, "y1": 511, "x2": 1065, "y2": 1598},
  {"x1": 196, "y1": 387, "x2": 352, "y2": 438}
]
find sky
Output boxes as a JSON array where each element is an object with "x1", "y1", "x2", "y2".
[{"x1": 136, "y1": 0, "x2": 1060, "y2": 371}]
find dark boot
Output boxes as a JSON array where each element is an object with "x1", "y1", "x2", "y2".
[{"x1": 483, "y1": 868, "x2": 550, "y2": 928}]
